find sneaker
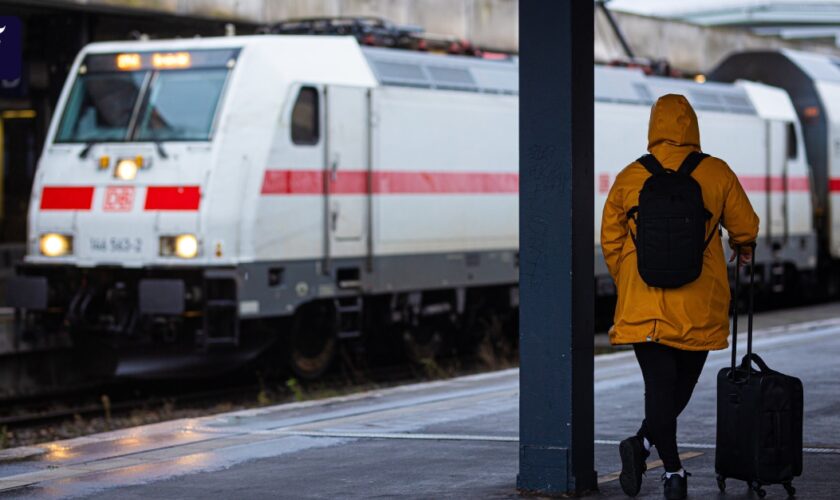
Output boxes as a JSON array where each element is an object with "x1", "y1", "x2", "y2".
[
  {"x1": 662, "y1": 471, "x2": 691, "y2": 500},
  {"x1": 619, "y1": 436, "x2": 649, "y2": 496}
]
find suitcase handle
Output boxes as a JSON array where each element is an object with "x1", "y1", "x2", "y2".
[
  {"x1": 740, "y1": 352, "x2": 772, "y2": 374},
  {"x1": 730, "y1": 243, "x2": 756, "y2": 381}
]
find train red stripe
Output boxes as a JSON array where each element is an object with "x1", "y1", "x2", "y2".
[
  {"x1": 376, "y1": 171, "x2": 519, "y2": 193},
  {"x1": 261, "y1": 170, "x2": 518, "y2": 195},
  {"x1": 598, "y1": 174, "x2": 813, "y2": 194},
  {"x1": 737, "y1": 175, "x2": 811, "y2": 193},
  {"x1": 261, "y1": 170, "x2": 323, "y2": 194},
  {"x1": 40, "y1": 186, "x2": 94, "y2": 210},
  {"x1": 830, "y1": 178, "x2": 840, "y2": 192},
  {"x1": 144, "y1": 186, "x2": 201, "y2": 210},
  {"x1": 264, "y1": 170, "x2": 822, "y2": 196}
]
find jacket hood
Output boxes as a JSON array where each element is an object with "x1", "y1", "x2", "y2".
[{"x1": 647, "y1": 94, "x2": 700, "y2": 151}]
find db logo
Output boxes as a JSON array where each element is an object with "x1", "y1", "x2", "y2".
[{"x1": 103, "y1": 186, "x2": 135, "y2": 212}]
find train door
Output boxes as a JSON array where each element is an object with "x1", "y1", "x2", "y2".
[
  {"x1": 324, "y1": 85, "x2": 369, "y2": 260},
  {"x1": 782, "y1": 121, "x2": 799, "y2": 244},
  {"x1": 765, "y1": 119, "x2": 792, "y2": 293},
  {"x1": 766, "y1": 120, "x2": 787, "y2": 244}
]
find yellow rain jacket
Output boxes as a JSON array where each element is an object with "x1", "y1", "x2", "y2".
[{"x1": 601, "y1": 94, "x2": 759, "y2": 351}]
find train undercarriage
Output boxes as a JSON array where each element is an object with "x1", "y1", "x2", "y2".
[
  {"x1": 8, "y1": 265, "x2": 520, "y2": 381},
  {"x1": 6, "y1": 241, "x2": 832, "y2": 383}
]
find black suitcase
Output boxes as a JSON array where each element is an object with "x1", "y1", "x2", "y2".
[{"x1": 715, "y1": 248, "x2": 803, "y2": 498}]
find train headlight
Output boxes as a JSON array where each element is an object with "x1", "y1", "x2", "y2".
[
  {"x1": 175, "y1": 235, "x2": 199, "y2": 259},
  {"x1": 114, "y1": 158, "x2": 139, "y2": 181},
  {"x1": 39, "y1": 233, "x2": 72, "y2": 257},
  {"x1": 160, "y1": 234, "x2": 199, "y2": 259}
]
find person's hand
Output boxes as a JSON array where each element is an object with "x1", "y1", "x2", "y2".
[{"x1": 729, "y1": 245, "x2": 752, "y2": 265}]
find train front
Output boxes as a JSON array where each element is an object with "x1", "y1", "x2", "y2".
[{"x1": 9, "y1": 43, "x2": 244, "y2": 376}]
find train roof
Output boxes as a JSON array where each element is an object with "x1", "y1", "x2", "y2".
[
  {"x1": 595, "y1": 65, "x2": 756, "y2": 115},
  {"x1": 360, "y1": 46, "x2": 761, "y2": 116},
  {"x1": 77, "y1": 35, "x2": 792, "y2": 118},
  {"x1": 711, "y1": 48, "x2": 840, "y2": 85},
  {"x1": 778, "y1": 49, "x2": 840, "y2": 83},
  {"x1": 736, "y1": 80, "x2": 798, "y2": 122},
  {"x1": 361, "y1": 46, "x2": 518, "y2": 94},
  {"x1": 76, "y1": 35, "x2": 378, "y2": 88}
]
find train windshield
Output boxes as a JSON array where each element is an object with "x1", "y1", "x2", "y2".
[
  {"x1": 56, "y1": 72, "x2": 148, "y2": 142},
  {"x1": 135, "y1": 69, "x2": 228, "y2": 141},
  {"x1": 55, "y1": 49, "x2": 238, "y2": 143}
]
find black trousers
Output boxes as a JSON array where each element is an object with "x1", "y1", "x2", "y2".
[{"x1": 633, "y1": 342, "x2": 708, "y2": 472}]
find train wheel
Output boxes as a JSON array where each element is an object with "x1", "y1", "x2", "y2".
[{"x1": 288, "y1": 301, "x2": 338, "y2": 380}]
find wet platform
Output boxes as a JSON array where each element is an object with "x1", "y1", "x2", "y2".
[{"x1": 1, "y1": 303, "x2": 839, "y2": 499}]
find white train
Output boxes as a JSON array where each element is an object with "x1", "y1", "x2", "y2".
[
  {"x1": 7, "y1": 35, "x2": 819, "y2": 378},
  {"x1": 712, "y1": 49, "x2": 840, "y2": 293}
]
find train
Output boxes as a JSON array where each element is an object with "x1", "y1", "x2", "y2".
[
  {"x1": 6, "y1": 35, "x2": 837, "y2": 379},
  {"x1": 711, "y1": 49, "x2": 840, "y2": 296}
]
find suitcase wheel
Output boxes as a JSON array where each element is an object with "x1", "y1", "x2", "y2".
[
  {"x1": 716, "y1": 474, "x2": 726, "y2": 492},
  {"x1": 749, "y1": 481, "x2": 767, "y2": 498},
  {"x1": 784, "y1": 482, "x2": 796, "y2": 497}
]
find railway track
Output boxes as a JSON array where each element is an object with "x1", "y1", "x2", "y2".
[
  {"x1": 3, "y1": 299, "x2": 837, "y2": 449},
  {"x1": 0, "y1": 344, "x2": 515, "y2": 449},
  {"x1": 0, "y1": 385, "x2": 260, "y2": 429}
]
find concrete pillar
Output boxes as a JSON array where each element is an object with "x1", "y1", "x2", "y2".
[{"x1": 517, "y1": 0, "x2": 596, "y2": 495}]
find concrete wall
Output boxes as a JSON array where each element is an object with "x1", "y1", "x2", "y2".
[
  {"x1": 48, "y1": 0, "x2": 518, "y2": 51},
  {"x1": 262, "y1": 0, "x2": 518, "y2": 51},
  {"x1": 26, "y1": 0, "x2": 840, "y2": 71}
]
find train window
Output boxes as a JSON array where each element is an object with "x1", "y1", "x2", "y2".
[
  {"x1": 56, "y1": 72, "x2": 148, "y2": 142},
  {"x1": 787, "y1": 123, "x2": 797, "y2": 160},
  {"x1": 135, "y1": 68, "x2": 228, "y2": 141},
  {"x1": 291, "y1": 87, "x2": 319, "y2": 145}
]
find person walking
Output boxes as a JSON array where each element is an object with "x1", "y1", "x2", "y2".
[{"x1": 600, "y1": 94, "x2": 759, "y2": 499}]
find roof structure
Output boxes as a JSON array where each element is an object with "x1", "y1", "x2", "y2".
[{"x1": 609, "y1": 0, "x2": 840, "y2": 45}]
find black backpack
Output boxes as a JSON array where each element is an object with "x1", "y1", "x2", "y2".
[{"x1": 627, "y1": 152, "x2": 717, "y2": 288}]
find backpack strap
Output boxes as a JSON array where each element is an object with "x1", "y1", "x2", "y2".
[
  {"x1": 677, "y1": 151, "x2": 710, "y2": 176},
  {"x1": 627, "y1": 154, "x2": 661, "y2": 243},
  {"x1": 678, "y1": 152, "x2": 716, "y2": 248},
  {"x1": 637, "y1": 154, "x2": 666, "y2": 175},
  {"x1": 703, "y1": 223, "x2": 718, "y2": 250}
]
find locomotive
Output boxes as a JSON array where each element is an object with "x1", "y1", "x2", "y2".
[{"x1": 5, "y1": 35, "x2": 827, "y2": 379}]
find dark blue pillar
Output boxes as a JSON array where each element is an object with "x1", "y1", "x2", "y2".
[{"x1": 517, "y1": 1, "x2": 596, "y2": 496}]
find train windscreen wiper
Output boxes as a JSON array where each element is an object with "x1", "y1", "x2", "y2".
[
  {"x1": 78, "y1": 141, "x2": 97, "y2": 159},
  {"x1": 154, "y1": 140, "x2": 169, "y2": 159}
]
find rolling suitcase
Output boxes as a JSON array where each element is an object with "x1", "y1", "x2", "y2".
[{"x1": 715, "y1": 247, "x2": 803, "y2": 498}]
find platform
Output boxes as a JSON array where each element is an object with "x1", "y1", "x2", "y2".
[{"x1": 1, "y1": 304, "x2": 839, "y2": 499}]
